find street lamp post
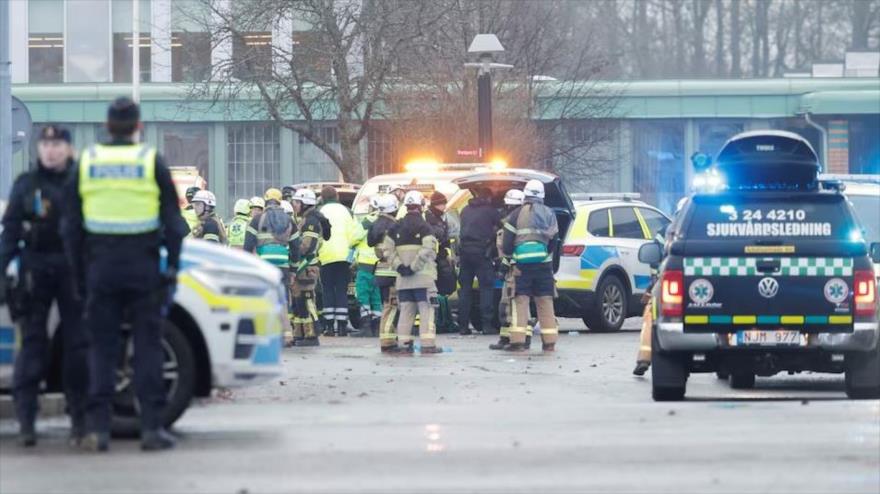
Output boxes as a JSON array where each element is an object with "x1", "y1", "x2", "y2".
[{"x1": 465, "y1": 34, "x2": 512, "y2": 160}]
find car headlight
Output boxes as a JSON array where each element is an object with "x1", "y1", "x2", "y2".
[{"x1": 189, "y1": 267, "x2": 275, "y2": 298}]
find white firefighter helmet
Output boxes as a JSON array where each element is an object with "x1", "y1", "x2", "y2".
[
  {"x1": 291, "y1": 188, "x2": 317, "y2": 206},
  {"x1": 503, "y1": 189, "x2": 525, "y2": 206},
  {"x1": 523, "y1": 179, "x2": 545, "y2": 199},
  {"x1": 280, "y1": 200, "x2": 294, "y2": 214},
  {"x1": 403, "y1": 190, "x2": 424, "y2": 208},
  {"x1": 249, "y1": 196, "x2": 266, "y2": 209},
  {"x1": 191, "y1": 190, "x2": 216, "y2": 207},
  {"x1": 377, "y1": 194, "x2": 399, "y2": 214}
]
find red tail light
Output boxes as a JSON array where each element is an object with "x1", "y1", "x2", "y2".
[
  {"x1": 561, "y1": 245, "x2": 585, "y2": 257},
  {"x1": 661, "y1": 270, "x2": 684, "y2": 317},
  {"x1": 854, "y1": 270, "x2": 877, "y2": 317}
]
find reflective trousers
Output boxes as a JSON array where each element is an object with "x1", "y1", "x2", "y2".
[
  {"x1": 637, "y1": 302, "x2": 653, "y2": 363},
  {"x1": 320, "y1": 261, "x2": 351, "y2": 330},
  {"x1": 511, "y1": 295, "x2": 557, "y2": 345},
  {"x1": 291, "y1": 266, "x2": 320, "y2": 339},
  {"x1": 498, "y1": 270, "x2": 517, "y2": 338},
  {"x1": 355, "y1": 267, "x2": 382, "y2": 326},
  {"x1": 396, "y1": 288, "x2": 436, "y2": 347},
  {"x1": 378, "y1": 284, "x2": 398, "y2": 348}
]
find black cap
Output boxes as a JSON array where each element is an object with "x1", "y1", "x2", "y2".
[
  {"x1": 430, "y1": 191, "x2": 447, "y2": 206},
  {"x1": 38, "y1": 125, "x2": 72, "y2": 143},
  {"x1": 107, "y1": 96, "x2": 141, "y2": 124}
]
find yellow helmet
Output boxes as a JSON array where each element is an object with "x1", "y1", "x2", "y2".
[{"x1": 264, "y1": 188, "x2": 283, "y2": 202}]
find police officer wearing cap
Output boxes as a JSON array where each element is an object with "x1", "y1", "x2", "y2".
[
  {"x1": 63, "y1": 97, "x2": 188, "y2": 452},
  {"x1": 0, "y1": 125, "x2": 89, "y2": 447}
]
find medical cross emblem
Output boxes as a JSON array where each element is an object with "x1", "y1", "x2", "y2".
[
  {"x1": 823, "y1": 278, "x2": 849, "y2": 305},
  {"x1": 688, "y1": 278, "x2": 714, "y2": 304}
]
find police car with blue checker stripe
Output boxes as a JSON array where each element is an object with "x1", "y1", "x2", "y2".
[
  {"x1": 1, "y1": 238, "x2": 285, "y2": 434},
  {"x1": 640, "y1": 131, "x2": 880, "y2": 401}
]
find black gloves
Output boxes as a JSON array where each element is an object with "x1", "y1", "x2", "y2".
[{"x1": 397, "y1": 265, "x2": 415, "y2": 277}]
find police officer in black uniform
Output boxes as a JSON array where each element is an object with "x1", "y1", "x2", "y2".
[
  {"x1": 0, "y1": 125, "x2": 89, "y2": 447},
  {"x1": 457, "y1": 187, "x2": 502, "y2": 335},
  {"x1": 63, "y1": 97, "x2": 188, "y2": 452}
]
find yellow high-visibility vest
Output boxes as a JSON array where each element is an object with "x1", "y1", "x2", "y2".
[{"x1": 79, "y1": 144, "x2": 160, "y2": 234}]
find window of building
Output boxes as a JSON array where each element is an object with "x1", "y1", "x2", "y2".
[
  {"x1": 610, "y1": 207, "x2": 644, "y2": 239},
  {"x1": 638, "y1": 208, "x2": 670, "y2": 238},
  {"x1": 227, "y1": 125, "x2": 280, "y2": 202},
  {"x1": 171, "y1": 32, "x2": 212, "y2": 82},
  {"x1": 232, "y1": 32, "x2": 273, "y2": 80},
  {"x1": 162, "y1": 125, "x2": 210, "y2": 184},
  {"x1": 588, "y1": 208, "x2": 610, "y2": 237},
  {"x1": 112, "y1": 0, "x2": 152, "y2": 82},
  {"x1": 66, "y1": 0, "x2": 111, "y2": 82},
  {"x1": 292, "y1": 30, "x2": 331, "y2": 82},
  {"x1": 171, "y1": 0, "x2": 212, "y2": 82},
  {"x1": 28, "y1": 0, "x2": 64, "y2": 83},
  {"x1": 632, "y1": 120, "x2": 685, "y2": 215}
]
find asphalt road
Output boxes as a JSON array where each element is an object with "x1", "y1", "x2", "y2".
[{"x1": 2, "y1": 318, "x2": 879, "y2": 494}]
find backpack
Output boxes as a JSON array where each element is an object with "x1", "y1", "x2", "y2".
[{"x1": 259, "y1": 206, "x2": 293, "y2": 243}]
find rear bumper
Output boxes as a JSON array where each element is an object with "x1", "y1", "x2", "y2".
[{"x1": 656, "y1": 321, "x2": 880, "y2": 353}]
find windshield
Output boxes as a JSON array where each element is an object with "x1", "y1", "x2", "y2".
[
  {"x1": 351, "y1": 174, "x2": 463, "y2": 215},
  {"x1": 849, "y1": 195, "x2": 880, "y2": 244}
]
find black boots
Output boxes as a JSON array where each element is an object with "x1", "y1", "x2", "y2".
[
  {"x1": 141, "y1": 428, "x2": 176, "y2": 451},
  {"x1": 421, "y1": 345, "x2": 444, "y2": 354},
  {"x1": 296, "y1": 337, "x2": 320, "y2": 347},
  {"x1": 632, "y1": 361, "x2": 650, "y2": 376},
  {"x1": 489, "y1": 336, "x2": 510, "y2": 350},
  {"x1": 336, "y1": 320, "x2": 349, "y2": 337},
  {"x1": 18, "y1": 423, "x2": 36, "y2": 447}
]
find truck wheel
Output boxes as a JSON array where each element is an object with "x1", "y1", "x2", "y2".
[
  {"x1": 584, "y1": 275, "x2": 627, "y2": 333},
  {"x1": 729, "y1": 372, "x2": 756, "y2": 389},
  {"x1": 845, "y1": 345, "x2": 880, "y2": 399},
  {"x1": 651, "y1": 321, "x2": 687, "y2": 401},
  {"x1": 111, "y1": 319, "x2": 196, "y2": 437},
  {"x1": 715, "y1": 371, "x2": 729, "y2": 380}
]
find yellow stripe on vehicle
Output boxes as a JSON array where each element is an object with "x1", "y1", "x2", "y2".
[
  {"x1": 684, "y1": 315, "x2": 709, "y2": 324},
  {"x1": 780, "y1": 315, "x2": 805, "y2": 325},
  {"x1": 633, "y1": 208, "x2": 651, "y2": 240},
  {"x1": 829, "y1": 315, "x2": 853, "y2": 324},
  {"x1": 178, "y1": 273, "x2": 280, "y2": 337},
  {"x1": 607, "y1": 209, "x2": 614, "y2": 237},
  {"x1": 733, "y1": 315, "x2": 757, "y2": 325}
]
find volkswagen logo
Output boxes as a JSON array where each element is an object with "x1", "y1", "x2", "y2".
[{"x1": 757, "y1": 277, "x2": 779, "y2": 299}]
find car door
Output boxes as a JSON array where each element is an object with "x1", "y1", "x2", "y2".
[
  {"x1": 604, "y1": 206, "x2": 652, "y2": 296},
  {"x1": 632, "y1": 206, "x2": 671, "y2": 294}
]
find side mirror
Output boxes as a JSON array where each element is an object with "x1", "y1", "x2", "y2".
[
  {"x1": 638, "y1": 242, "x2": 663, "y2": 266},
  {"x1": 870, "y1": 242, "x2": 880, "y2": 264}
]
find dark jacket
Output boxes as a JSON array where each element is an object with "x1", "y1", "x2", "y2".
[
  {"x1": 0, "y1": 159, "x2": 75, "y2": 271},
  {"x1": 459, "y1": 196, "x2": 501, "y2": 258},
  {"x1": 62, "y1": 139, "x2": 188, "y2": 288},
  {"x1": 425, "y1": 206, "x2": 451, "y2": 259}
]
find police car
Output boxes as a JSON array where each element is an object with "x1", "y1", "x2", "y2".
[
  {"x1": 641, "y1": 131, "x2": 880, "y2": 401},
  {"x1": 448, "y1": 171, "x2": 669, "y2": 332},
  {"x1": 1, "y1": 239, "x2": 285, "y2": 434},
  {"x1": 825, "y1": 174, "x2": 880, "y2": 283}
]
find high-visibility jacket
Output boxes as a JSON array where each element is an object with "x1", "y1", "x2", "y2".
[
  {"x1": 353, "y1": 213, "x2": 379, "y2": 266},
  {"x1": 182, "y1": 207, "x2": 199, "y2": 236},
  {"x1": 79, "y1": 144, "x2": 160, "y2": 235},
  {"x1": 226, "y1": 214, "x2": 250, "y2": 248},
  {"x1": 317, "y1": 200, "x2": 357, "y2": 265},
  {"x1": 502, "y1": 200, "x2": 558, "y2": 264}
]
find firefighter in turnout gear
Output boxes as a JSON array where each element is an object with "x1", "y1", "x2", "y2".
[
  {"x1": 248, "y1": 196, "x2": 265, "y2": 218},
  {"x1": 64, "y1": 97, "x2": 188, "y2": 451},
  {"x1": 189, "y1": 190, "x2": 227, "y2": 244},
  {"x1": 369, "y1": 194, "x2": 401, "y2": 351},
  {"x1": 182, "y1": 186, "x2": 201, "y2": 235},
  {"x1": 0, "y1": 125, "x2": 89, "y2": 447},
  {"x1": 501, "y1": 180, "x2": 560, "y2": 352},
  {"x1": 351, "y1": 197, "x2": 383, "y2": 338},
  {"x1": 244, "y1": 188, "x2": 299, "y2": 343},
  {"x1": 289, "y1": 189, "x2": 323, "y2": 347},
  {"x1": 490, "y1": 189, "x2": 528, "y2": 350},
  {"x1": 226, "y1": 199, "x2": 251, "y2": 249},
  {"x1": 383, "y1": 191, "x2": 442, "y2": 354}
]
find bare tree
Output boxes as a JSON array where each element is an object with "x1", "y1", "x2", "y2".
[{"x1": 716, "y1": 0, "x2": 726, "y2": 76}]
